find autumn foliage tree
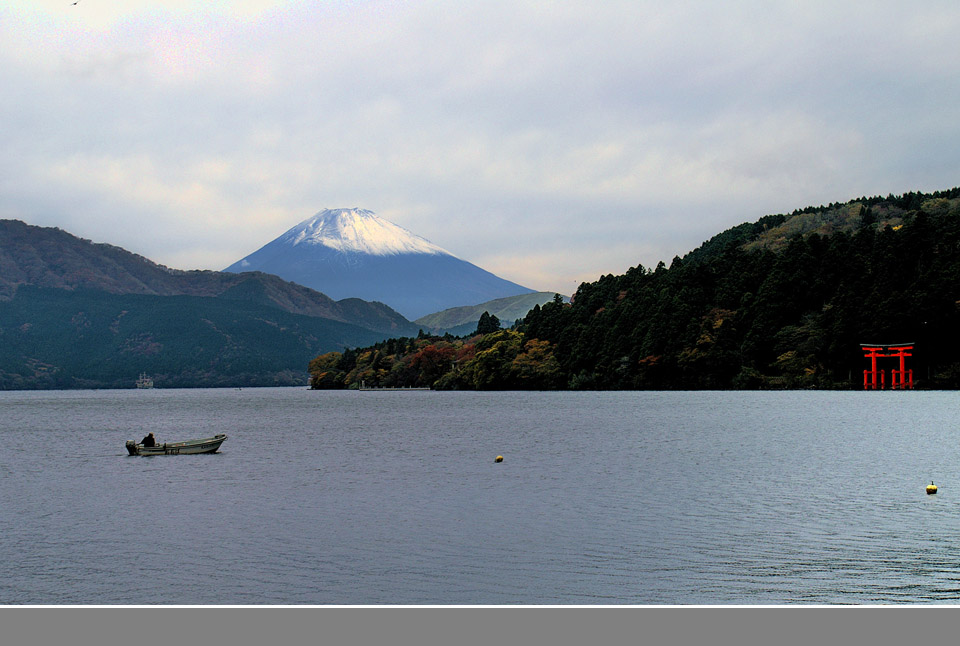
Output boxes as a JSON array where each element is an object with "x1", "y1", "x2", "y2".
[{"x1": 308, "y1": 329, "x2": 563, "y2": 390}]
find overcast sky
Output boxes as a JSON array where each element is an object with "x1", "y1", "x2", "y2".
[{"x1": 2, "y1": 1, "x2": 959, "y2": 295}]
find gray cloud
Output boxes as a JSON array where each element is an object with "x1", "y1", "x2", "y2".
[{"x1": 3, "y1": 1, "x2": 960, "y2": 295}]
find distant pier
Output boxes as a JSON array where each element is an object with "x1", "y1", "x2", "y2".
[{"x1": 358, "y1": 381, "x2": 430, "y2": 391}]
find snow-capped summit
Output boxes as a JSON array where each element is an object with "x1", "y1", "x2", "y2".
[
  {"x1": 224, "y1": 208, "x2": 533, "y2": 320},
  {"x1": 279, "y1": 208, "x2": 451, "y2": 257}
]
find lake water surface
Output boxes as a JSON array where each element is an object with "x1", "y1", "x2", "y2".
[{"x1": 2, "y1": 388, "x2": 960, "y2": 605}]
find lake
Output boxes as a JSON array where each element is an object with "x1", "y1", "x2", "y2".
[{"x1": 2, "y1": 388, "x2": 959, "y2": 605}]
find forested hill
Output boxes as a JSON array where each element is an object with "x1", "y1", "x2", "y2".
[
  {"x1": 310, "y1": 188, "x2": 960, "y2": 390},
  {"x1": 523, "y1": 187, "x2": 960, "y2": 389}
]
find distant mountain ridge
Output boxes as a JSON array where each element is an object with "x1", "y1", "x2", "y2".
[
  {"x1": 0, "y1": 219, "x2": 417, "y2": 336},
  {"x1": 415, "y1": 292, "x2": 568, "y2": 335},
  {"x1": 224, "y1": 208, "x2": 535, "y2": 319}
]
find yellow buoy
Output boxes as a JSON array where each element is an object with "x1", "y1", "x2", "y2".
[
  {"x1": 926, "y1": 481, "x2": 938, "y2": 495},
  {"x1": 495, "y1": 455, "x2": 503, "y2": 463}
]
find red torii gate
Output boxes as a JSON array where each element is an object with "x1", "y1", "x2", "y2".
[{"x1": 861, "y1": 343, "x2": 914, "y2": 390}]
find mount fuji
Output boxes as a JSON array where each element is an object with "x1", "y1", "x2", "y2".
[{"x1": 224, "y1": 209, "x2": 534, "y2": 320}]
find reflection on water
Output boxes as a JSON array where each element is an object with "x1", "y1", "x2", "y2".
[{"x1": 2, "y1": 388, "x2": 960, "y2": 604}]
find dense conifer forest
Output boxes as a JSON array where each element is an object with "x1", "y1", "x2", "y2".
[{"x1": 311, "y1": 188, "x2": 960, "y2": 390}]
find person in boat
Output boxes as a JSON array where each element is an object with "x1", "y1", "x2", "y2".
[{"x1": 141, "y1": 432, "x2": 156, "y2": 447}]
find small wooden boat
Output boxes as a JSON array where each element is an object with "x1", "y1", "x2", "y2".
[{"x1": 126, "y1": 434, "x2": 227, "y2": 456}]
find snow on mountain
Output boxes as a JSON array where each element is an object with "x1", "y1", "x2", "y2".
[
  {"x1": 225, "y1": 208, "x2": 534, "y2": 320},
  {"x1": 277, "y1": 208, "x2": 450, "y2": 256}
]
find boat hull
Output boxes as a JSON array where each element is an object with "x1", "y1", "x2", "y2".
[{"x1": 126, "y1": 434, "x2": 227, "y2": 456}]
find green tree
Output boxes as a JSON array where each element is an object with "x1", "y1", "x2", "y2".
[{"x1": 476, "y1": 311, "x2": 501, "y2": 335}]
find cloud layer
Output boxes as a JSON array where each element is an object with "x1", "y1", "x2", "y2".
[{"x1": 3, "y1": 1, "x2": 960, "y2": 294}]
